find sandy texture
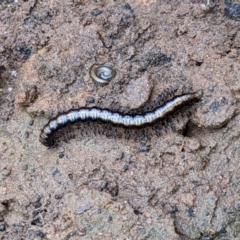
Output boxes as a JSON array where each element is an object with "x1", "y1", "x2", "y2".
[{"x1": 1, "y1": 0, "x2": 240, "y2": 239}]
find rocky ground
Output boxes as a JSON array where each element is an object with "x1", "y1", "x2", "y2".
[{"x1": 1, "y1": 0, "x2": 240, "y2": 239}]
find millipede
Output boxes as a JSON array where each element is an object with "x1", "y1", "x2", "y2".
[{"x1": 39, "y1": 88, "x2": 203, "y2": 147}]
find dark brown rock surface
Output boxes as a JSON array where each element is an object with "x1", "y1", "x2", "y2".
[{"x1": 1, "y1": 1, "x2": 240, "y2": 239}]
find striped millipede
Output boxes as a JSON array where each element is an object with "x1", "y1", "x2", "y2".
[{"x1": 39, "y1": 89, "x2": 203, "y2": 147}]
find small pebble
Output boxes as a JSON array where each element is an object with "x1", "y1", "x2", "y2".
[
  {"x1": 58, "y1": 153, "x2": 64, "y2": 158},
  {"x1": 54, "y1": 193, "x2": 64, "y2": 200},
  {"x1": 52, "y1": 169, "x2": 59, "y2": 176},
  {"x1": 200, "y1": 1, "x2": 215, "y2": 12},
  {"x1": 139, "y1": 143, "x2": 151, "y2": 152},
  {"x1": 11, "y1": 70, "x2": 17, "y2": 77},
  {"x1": 111, "y1": 186, "x2": 118, "y2": 197},
  {"x1": 209, "y1": 101, "x2": 221, "y2": 112},
  {"x1": 120, "y1": 3, "x2": 133, "y2": 12},
  {"x1": 221, "y1": 97, "x2": 228, "y2": 105},
  {"x1": 29, "y1": 119, "x2": 34, "y2": 126},
  {"x1": 100, "y1": 181, "x2": 108, "y2": 191},
  {"x1": 86, "y1": 96, "x2": 95, "y2": 103},
  {"x1": 125, "y1": 156, "x2": 131, "y2": 163},
  {"x1": 75, "y1": 205, "x2": 91, "y2": 215},
  {"x1": 31, "y1": 198, "x2": 42, "y2": 208},
  {"x1": 0, "y1": 224, "x2": 6, "y2": 231},
  {"x1": 24, "y1": 131, "x2": 29, "y2": 139},
  {"x1": 188, "y1": 207, "x2": 195, "y2": 218},
  {"x1": 220, "y1": 227, "x2": 227, "y2": 233},
  {"x1": 8, "y1": 87, "x2": 13, "y2": 92},
  {"x1": 1, "y1": 168, "x2": 11, "y2": 177},
  {"x1": 132, "y1": 164, "x2": 137, "y2": 169},
  {"x1": 123, "y1": 165, "x2": 129, "y2": 171},
  {"x1": 28, "y1": 230, "x2": 45, "y2": 239},
  {"x1": 91, "y1": 10, "x2": 103, "y2": 16}
]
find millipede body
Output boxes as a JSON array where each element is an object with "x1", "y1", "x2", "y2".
[{"x1": 39, "y1": 89, "x2": 203, "y2": 147}]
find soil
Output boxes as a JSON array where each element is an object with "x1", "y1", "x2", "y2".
[{"x1": 1, "y1": 0, "x2": 240, "y2": 239}]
